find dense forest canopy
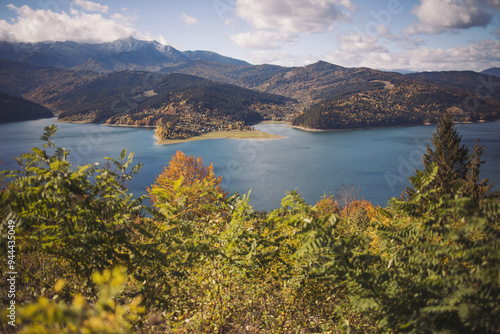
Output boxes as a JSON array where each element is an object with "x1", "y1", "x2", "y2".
[
  {"x1": 292, "y1": 75, "x2": 500, "y2": 129},
  {"x1": 0, "y1": 91, "x2": 53, "y2": 123}
]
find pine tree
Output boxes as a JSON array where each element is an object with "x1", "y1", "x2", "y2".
[
  {"x1": 422, "y1": 113, "x2": 469, "y2": 194},
  {"x1": 405, "y1": 113, "x2": 490, "y2": 205},
  {"x1": 462, "y1": 139, "x2": 492, "y2": 205}
]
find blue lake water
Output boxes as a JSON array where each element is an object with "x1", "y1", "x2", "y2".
[{"x1": 1, "y1": 117, "x2": 499, "y2": 211}]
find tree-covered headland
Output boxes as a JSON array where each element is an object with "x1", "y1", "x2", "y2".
[{"x1": 1, "y1": 116, "x2": 499, "y2": 333}]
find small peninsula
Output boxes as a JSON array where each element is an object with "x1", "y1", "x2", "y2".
[{"x1": 155, "y1": 127, "x2": 285, "y2": 145}]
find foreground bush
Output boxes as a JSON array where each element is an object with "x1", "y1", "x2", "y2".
[{"x1": 15, "y1": 267, "x2": 144, "y2": 333}]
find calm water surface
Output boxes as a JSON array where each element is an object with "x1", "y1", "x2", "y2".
[{"x1": 1, "y1": 118, "x2": 499, "y2": 211}]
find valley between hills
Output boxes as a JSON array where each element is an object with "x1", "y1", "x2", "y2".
[{"x1": 1, "y1": 38, "x2": 500, "y2": 143}]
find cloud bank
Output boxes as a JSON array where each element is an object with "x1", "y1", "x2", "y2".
[
  {"x1": 236, "y1": 0, "x2": 500, "y2": 71},
  {"x1": 409, "y1": 0, "x2": 499, "y2": 34},
  {"x1": 324, "y1": 39, "x2": 500, "y2": 71},
  {"x1": 231, "y1": 0, "x2": 353, "y2": 49},
  {"x1": 0, "y1": 2, "x2": 151, "y2": 44}
]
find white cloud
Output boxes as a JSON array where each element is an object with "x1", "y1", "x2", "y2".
[
  {"x1": 411, "y1": 40, "x2": 500, "y2": 70},
  {"x1": 0, "y1": 4, "x2": 149, "y2": 43},
  {"x1": 248, "y1": 50, "x2": 320, "y2": 66},
  {"x1": 154, "y1": 35, "x2": 169, "y2": 45},
  {"x1": 410, "y1": 0, "x2": 492, "y2": 34},
  {"x1": 235, "y1": 0, "x2": 350, "y2": 35},
  {"x1": 338, "y1": 0, "x2": 355, "y2": 11},
  {"x1": 372, "y1": 24, "x2": 424, "y2": 50},
  {"x1": 72, "y1": 0, "x2": 109, "y2": 13},
  {"x1": 180, "y1": 12, "x2": 198, "y2": 26},
  {"x1": 339, "y1": 31, "x2": 387, "y2": 53},
  {"x1": 231, "y1": 31, "x2": 297, "y2": 49},
  {"x1": 231, "y1": 0, "x2": 353, "y2": 49},
  {"x1": 324, "y1": 39, "x2": 500, "y2": 72},
  {"x1": 377, "y1": 25, "x2": 395, "y2": 39}
]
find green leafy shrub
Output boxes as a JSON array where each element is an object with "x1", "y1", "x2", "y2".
[
  {"x1": 15, "y1": 267, "x2": 144, "y2": 333},
  {"x1": 1, "y1": 126, "x2": 146, "y2": 300}
]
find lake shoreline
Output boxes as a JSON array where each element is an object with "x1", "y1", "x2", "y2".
[
  {"x1": 55, "y1": 117, "x2": 500, "y2": 141},
  {"x1": 106, "y1": 123, "x2": 157, "y2": 128},
  {"x1": 289, "y1": 124, "x2": 430, "y2": 133},
  {"x1": 289, "y1": 119, "x2": 500, "y2": 132}
]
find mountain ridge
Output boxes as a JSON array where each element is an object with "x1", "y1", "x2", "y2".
[
  {"x1": 0, "y1": 59, "x2": 293, "y2": 126},
  {"x1": 0, "y1": 38, "x2": 249, "y2": 72},
  {"x1": 292, "y1": 68, "x2": 500, "y2": 130},
  {"x1": 481, "y1": 67, "x2": 500, "y2": 78},
  {"x1": 1, "y1": 39, "x2": 500, "y2": 130}
]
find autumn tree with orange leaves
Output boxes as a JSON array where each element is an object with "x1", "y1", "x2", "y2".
[{"x1": 148, "y1": 151, "x2": 229, "y2": 223}]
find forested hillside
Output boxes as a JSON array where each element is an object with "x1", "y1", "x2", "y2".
[
  {"x1": 167, "y1": 60, "x2": 372, "y2": 106},
  {"x1": 0, "y1": 59, "x2": 100, "y2": 110},
  {"x1": 54, "y1": 71, "x2": 294, "y2": 125},
  {"x1": 0, "y1": 59, "x2": 294, "y2": 136},
  {"x1": 0, "y1": 91, "x2": 53, "y2": 123},
  {"x1": 167, "y1": 60, "x2": 500, "y2": 130},
  {"x1": 2, "y1": 54, "x2": 500, "y2": 130},
  {"x1": 161, "y1": 61, "x2": 289, "y2": 90},
  {"x1": 408, "y1": 70, "x2": 500, "y2": 97},
  {"x1": 292, "y1": 77, "x2": 500, "y2": 129},
  {"x1": 1, "y1": 118, "x2": 498, "y2": 333},
  {"x1": 290, "y1": 63, "x2": 500, "y2": 129}
]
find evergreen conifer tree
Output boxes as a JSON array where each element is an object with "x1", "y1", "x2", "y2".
[
  {"x1": 422, "y1": 113, "x2": 469, "y2": 194},
  {"x1": 463, "y1": 139, "x2": 492, "y2": 204},
  {"x1": 405, "y1": 113, "x2": 490, "y2": 205}
]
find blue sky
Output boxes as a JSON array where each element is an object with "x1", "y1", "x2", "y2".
[{"x1": 0, "y1": 0, "x2": 499, "y2": 71}]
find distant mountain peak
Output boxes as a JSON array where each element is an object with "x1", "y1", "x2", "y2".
[
  {"x1": 481, "y1": 67, "x2": 500, "y2": 78},
  {"x1": 304, "y1": 60, "x2": 346, "y2": 70},
  {"x1": 0, "y1": 38, "x2": 250, "y2": 71},
  {"x1": 108, "y1": 37, "x2": 150, "y2": 50}
]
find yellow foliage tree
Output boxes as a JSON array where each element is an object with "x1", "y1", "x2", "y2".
[
  {"x1": 148, "y1": 151, "x2": 229, "y2": 222},
  {"x1": 342, "y1": 199, "x2": 376, "y2": 219},
  {"x1": 315, "y1": 195, "x2": 340, "y2": 217}
]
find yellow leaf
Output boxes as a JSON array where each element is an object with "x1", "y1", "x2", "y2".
[{"x1": 53, "y1": 279, "x2": 65, "y2": 293}]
